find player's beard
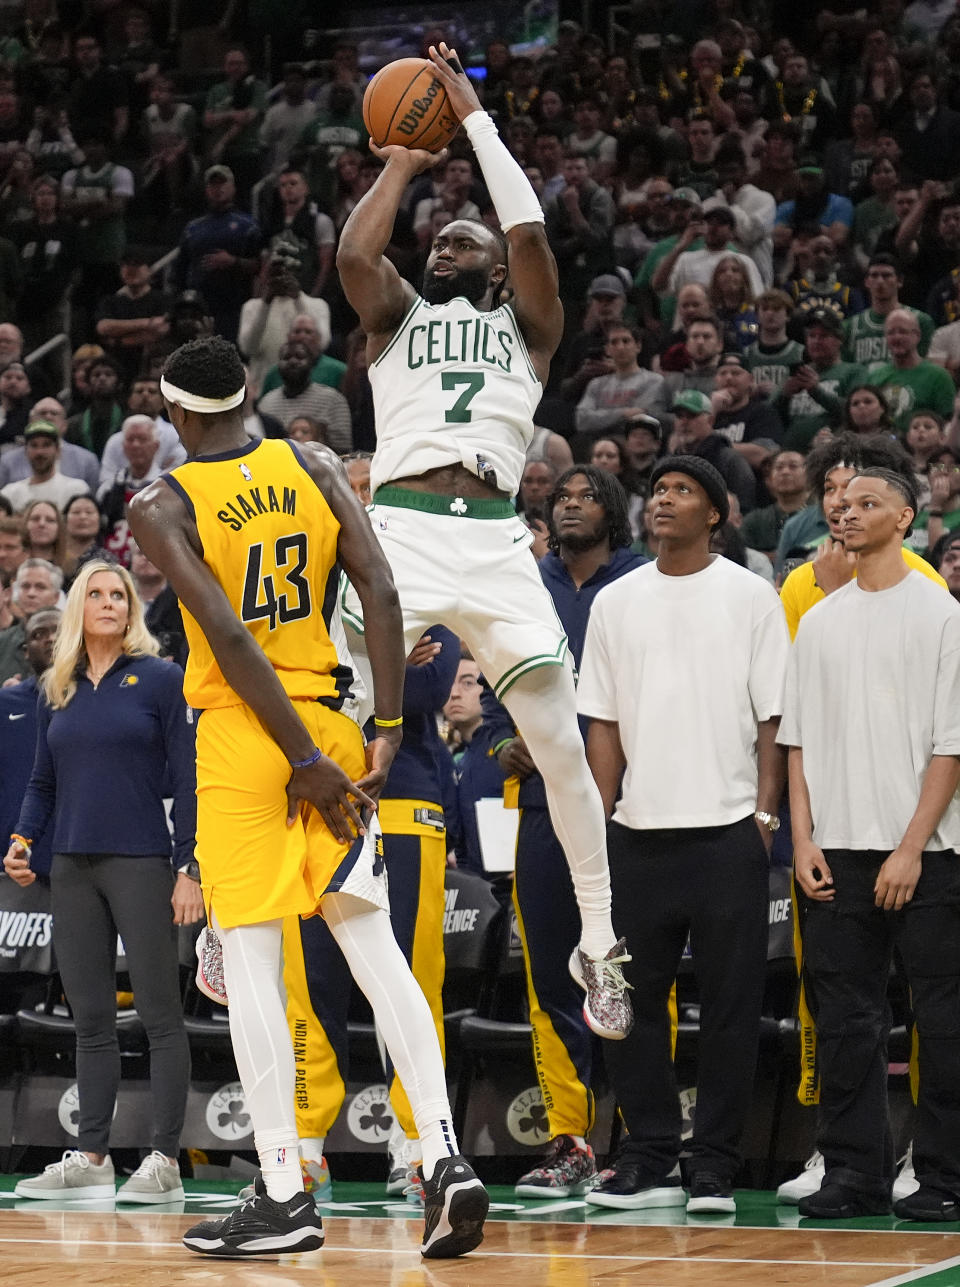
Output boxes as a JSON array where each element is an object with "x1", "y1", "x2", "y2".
[
  {"x1": 558, "y1": 521, "x2": 609, "y2": 554},
  {"x1": 422, "y1": 264, "x2": 491, "y2": 305}
]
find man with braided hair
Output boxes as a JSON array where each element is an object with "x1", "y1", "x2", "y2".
[
  {"x1": 780, "y1": 467, "x2": 960, "y2": 1220},
  {"x1": 779, "y1": 432, "x2": 946, "y2": 640},
  {"x1": 775, "y1": 432, "x2": 947, "y2": 1209}
]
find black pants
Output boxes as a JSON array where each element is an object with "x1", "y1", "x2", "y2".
[
  {"x1": 514, "y1": 807, "x2": 597, "y2": 1137},
  {"x1": 50, "y1": 854, "x2": 191, "y2": 1157},
  {"x1": 802, "y1": 849, "x2": 960, "y2": 1200},
  {"x1": 606, "y1": 815, "x2": 769, "y2": 1182}
]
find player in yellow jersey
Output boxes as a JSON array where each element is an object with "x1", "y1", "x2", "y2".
[{"x1": 129, "y1": 336, "x2": 488, "y2": 1260}]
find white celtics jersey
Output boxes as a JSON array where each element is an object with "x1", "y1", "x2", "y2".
[{"x1": 368, "y1": 294, "x2": 542, "y2": 497}]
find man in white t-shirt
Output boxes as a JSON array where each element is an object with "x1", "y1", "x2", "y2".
[
  {"x1": 0, "y1": 421, "x2": 89, "y2": 512},
  {"x1": 662, "y1": 207, "x2": 764, "y2": 298},
  {"x1": 779, "y1": 466, "x2": 960, "y2": 1224},
  {"x1": 578, "y1": 453, "x2": 788, "y2": 1215}
]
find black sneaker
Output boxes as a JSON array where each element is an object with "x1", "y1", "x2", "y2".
[
  {"x1": 586, "y1": 1156, "x2": 685, "y2": 1210},
  {"x1": 895, "y1": 1186, "x2": 960, "y2": 1222},
  {"x1": 183, "y1": 1189, "x2": 324, "y2": 1257},
  {"x1": 798, "y1": 1182, "x2": 891, "y2": 1219},
  {"x1": 420, "y1": 1155, "x2": 489, "y2": 1258},
  {"x1": 686, "y1": 1173, "x2": 735, "y2": 1214}
]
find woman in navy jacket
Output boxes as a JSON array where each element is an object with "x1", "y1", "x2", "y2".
[{"x1": 4, "y1": 558, "x2": 200, "y2": 1204}]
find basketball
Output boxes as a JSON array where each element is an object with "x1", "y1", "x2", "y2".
[{"x1": 362, "y1": 57, "x2": 460, "y2": 153}]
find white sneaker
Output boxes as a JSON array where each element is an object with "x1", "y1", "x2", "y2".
[
  {"x1": 387, "y1": 1131, "x2": 419, "y2": 1196},
  {"x1": 116, "y1": 1150, "x2": 185, "y2": 1203},
  {"x1": 15, "y1": 1150, "x2": 116, "y2": 1200},
  {"x1": 569, "y1": 938, "x2": 634, "y2": 1040},
  {"x1": 776, "y1": 1151, "x2": 825, "y2": 1204},
  {"x1": 894, "y1": 1141, "x2": 919, "y2": 1202}
]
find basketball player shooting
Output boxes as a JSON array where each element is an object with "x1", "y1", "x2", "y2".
[{"x1": 337, "y1": 43, "x2": 633, "y2": 1039}]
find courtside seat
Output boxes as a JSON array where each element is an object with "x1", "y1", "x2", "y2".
[
  {"x1": 182, "y1": 1008, "x2": 232, "y2": 1047},
  {"x1": 0, "y1": 1013, "x2": 18, "y2": 1073},
  {"x1": 451, "y1": 895, "x2": 534, "y2": 1141},
  {"x1": 346, "y1": 869, "x2": 505, "y2": 1075},
  {"x1": 15, "y1": 1001, "x2": 147, "y2": 1056}
]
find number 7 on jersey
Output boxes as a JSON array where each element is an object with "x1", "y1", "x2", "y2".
[{"x1": 442, "y1": 372, "x2": 485, "y2": 423}]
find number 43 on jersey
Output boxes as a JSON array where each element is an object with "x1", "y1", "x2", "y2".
[{"x1": 241, "y1": 532, "x2": 311, "y2": 630}]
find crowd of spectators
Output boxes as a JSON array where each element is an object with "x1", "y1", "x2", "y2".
[{"x1": 1, "y1": 4, "x2": 960, "y2": 568}]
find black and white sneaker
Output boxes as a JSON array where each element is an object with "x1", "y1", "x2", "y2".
[
  {"x1": 420, "y1": 1155, "x2": 489, "y2": 1259},
  {"x1": 183, "y1": 1189, "x2": 324, "y2": 1257}
]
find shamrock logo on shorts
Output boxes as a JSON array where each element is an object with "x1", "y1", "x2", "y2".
[{"x1": 449, "y1": 497, "x2": 468, "y2": 515}]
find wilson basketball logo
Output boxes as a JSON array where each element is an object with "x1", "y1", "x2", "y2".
[{"x1": 395, "y1": 78, "x2": 442, "y2": 136}]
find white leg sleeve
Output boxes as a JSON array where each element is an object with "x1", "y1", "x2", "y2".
[
  {"x1": 213, "y1": 913, "x2": 302, "y2": 1200},
  {"x1": 321, "y1": 892, "x2": 456, "y2": 1172},
  {"x1": 501, "y1": 663, "x2": 616, "y2": 958}
]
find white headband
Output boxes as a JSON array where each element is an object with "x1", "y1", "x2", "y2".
[{"x1": 160, "y1": 375, "x2": 245, "y2": 414}]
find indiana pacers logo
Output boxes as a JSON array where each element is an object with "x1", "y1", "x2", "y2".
[{"x1": 120, "y1": 674, "x2": 139, "y2": 687}]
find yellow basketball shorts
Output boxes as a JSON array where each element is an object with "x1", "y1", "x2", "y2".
[{"x1": 195, "y1": 700, "x2": 367, "y2": 929}]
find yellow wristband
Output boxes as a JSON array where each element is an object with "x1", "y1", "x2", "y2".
[{"x1": 374, "y1": 716, "x2": 403, "y2": 728}]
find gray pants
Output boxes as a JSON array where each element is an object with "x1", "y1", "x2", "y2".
[{"x1": 51, "y1": 854, "x2": 191, "y2": 1157}]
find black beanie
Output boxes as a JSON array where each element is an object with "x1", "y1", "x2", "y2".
[{"x1": 650, "y1": 455, "x2": 730, "y2": 526}]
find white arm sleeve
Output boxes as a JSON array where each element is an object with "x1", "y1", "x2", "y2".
[{"x1": 461, "y1": 109, "x2": 544, "y2": 234}]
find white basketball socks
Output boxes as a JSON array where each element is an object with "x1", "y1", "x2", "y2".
[{"x1": 501, "y1": 664, "x2": 617, "y2": 958}]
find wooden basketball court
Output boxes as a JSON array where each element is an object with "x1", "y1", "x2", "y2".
[{"x1": 3, "y1": 1183, "x2": 960, "y2": 1287}]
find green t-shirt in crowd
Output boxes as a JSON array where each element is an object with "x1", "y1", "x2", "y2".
[
  {"x1": 744, "y1": 337, "x2": 806, "y2": 394},
  {"x1": 843, "y1": 307, "x2": 935, "y2": 371},
  {"x1": 851, "y1": 196, "x2": 898, "y2": 257},
  {"x1": 866, "y1": 359, "x2": 956, "y2": 431},
  {"x1": 634, "y1": 233, "x2": 705, "y2": 327},
  {"x1": 260, "y1": 353, "x2": 347, "y2": 396},
  {"x1": 205, "y1": 77, "x2": 268, "y2": 155},
  {"x1": 741, "y1": 503, "x2": 798, "y2": 555},
  {"x1": 907, "y1": 506, "x2": 960, "y2": 554},
  {"x1": 780, "y1": 360, "x2": 866, "y2": 452}
]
